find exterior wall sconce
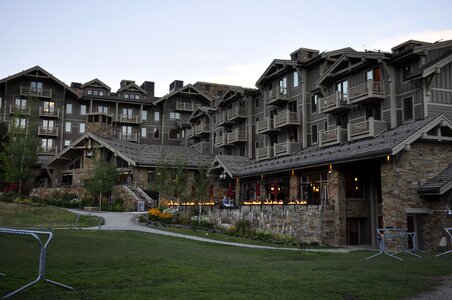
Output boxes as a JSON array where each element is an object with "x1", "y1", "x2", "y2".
[
  {"x1": 291, "y1": 169, "x2": 295, "y2": 177},
  {"x1": 329, "y1": 164, "x2": 333, "y2": 174},
  {"x1": 261, "y1": 174, "x2": 264, "y2": 180},
  {"x1": 386, "y1": 155, "x2": 391, "y2": 162}
]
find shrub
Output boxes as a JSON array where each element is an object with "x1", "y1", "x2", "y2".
[
  {"x1": 234, "y1": 219, "x2": 252, "y2": 236},
  {"x1": 190, "y1": 216, "x2": 214, "y2": 229},
  {"x1": 148, "y1": 208, "x2": 174, "y2": 223}
]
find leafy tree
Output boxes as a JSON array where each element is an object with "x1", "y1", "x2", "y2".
[
  {"x1": 148, "y1": 150, "x2": 172, "y2": 206},
  {"x1": 0, "y1": 101, "x2": 39, "y2": 194},
  {"x1": 85, "y1": 153, "x2": 119, "y2": 211},
  {"x1": 170, "y1": 157, "x2": 188, "y2": 207},
  {"x1": 194, "y1": 165, "x2": 209, "y2": 203}
]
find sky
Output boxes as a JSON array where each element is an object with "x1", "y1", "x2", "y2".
[{"x1": 1, "y1": 0, "x2": 452, "y2": 97}]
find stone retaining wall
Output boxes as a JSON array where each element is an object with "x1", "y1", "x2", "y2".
[{"x1": 182, "y1": 205, "x2": 336, "y2": 246}]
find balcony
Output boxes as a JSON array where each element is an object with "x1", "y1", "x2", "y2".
[
  {"x1": 227, "y1": 129, "x2": 246, "y2": 144},
  {"x1": 256, "y1": 118, "x2": 277, "y2": 135},
  {"x1": 187, "y1": 127, "x2": 194, "y2": 138},
  {"x1": 114, "y1": 114, "x2": 141, "y2": 124},
  {"x1": 20, "y1": 86, "x2": 52, "y2": 98},
  {"x1": 347, "y1": 117, "x2": 387, "y2": 141},
  {"x1": 217, "y1": 111, "x2": 232, "y2": 126},
  {"x1": 214, "y1": 134, "x2": 227, "y2": 147},
  {"x1": 119, "y1": 131, "x2": 139, "y2": 142},
  {"x1": 227, "y1": 105, "x2": 247, "y2": 122},
  {"x1": 274, "y1": 141, "x2": 302, "y2": 157},
  {"x1": 39, "y1": 107, "x2": 59, "y2": 118},
  {"x1": 38, "y1": 126, "x2": 58, "y2": 137},
  {"x1": 273, "y1": 110, "x2": 299, "y2": 129},
  {"x1": 39, "y1": 145, "x2": 58, "y2": 155},
  {"x1": 194, "y1": 141, "x2": 211, "y2": 154},
  {"x1": 319, "y1": 91, "x2": 350, "y2": 114},
  {"x1": 256, "y1": 146, "x2": 274, "y2": 161},
  {"x1": 9, "y1": 104, "x2": 31, "y2": 115},
  {"x1": 176, "y1": 101, "x2": 195, "y2": 111},
  {"x1": 348, "y1": 80, "x2": 385, "y2": 105},
  {"x1": 266, "y1": 88, "x2": 289, "y2": 106},
  {"x1": 319, "y1": 126, "x2": 347, "y2": 147},
  {"x1": 194, "y1": 122, "x2": 211, "y2": 136}
]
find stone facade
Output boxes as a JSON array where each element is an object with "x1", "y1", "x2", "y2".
[
  {"x1": 328, "y1": 169, "x2": 347, "y2": 245},
  {"x1": 187, "y1": 205, "x2": 336, "y2": 246},
  {"x1": 381, "y1": 141, "x2": 452, "y2": 250}
]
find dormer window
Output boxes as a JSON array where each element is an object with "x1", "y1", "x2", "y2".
[
  {"x1": 87, "y1": 90, "x2": 92, "y2": 95},
  {"x1": 124, "y1": 93, "x2": 129, "y2": 99},
  {"x1": 99, "y1": 91, "x2": 104, "y2": 96},
  {"x1": 92, "y1": 90, "x2": 99, "y2": 96}
]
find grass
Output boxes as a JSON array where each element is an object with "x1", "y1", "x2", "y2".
[
  {"x1": 0, "y1": 230, "x2": 451, "y2": 299},
  {"x1": 147, "y1": 223, "x2": 300, "y2": 248},
  {"x1": 0, "y1": 203, "x2": 451, "y2": 299},
  {"x1": 0, "y1": 202, "x2": 101, "y2": 229}
]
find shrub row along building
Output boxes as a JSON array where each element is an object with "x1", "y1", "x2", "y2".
[{"x1": 1, "y1": 39, "x2": 452, "y2": 249}]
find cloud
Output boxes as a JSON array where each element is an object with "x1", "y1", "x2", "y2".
[
  {"x1": 365, "y1": 29, "x2": 452, "y2": 52},
  {"x1": 205, "y1": 63, "x2": 267, "y2": 88}
]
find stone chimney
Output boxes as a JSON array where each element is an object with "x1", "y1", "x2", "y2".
[
  {"x1": 169, "y1": 80, "x2": 184, "y2": 93},
  {"x1": 120, "y1": 80, "x2": 135, "y2": 88},
  {"x1": 87, "y1": 113, "x2": 113, "y2": 139}
]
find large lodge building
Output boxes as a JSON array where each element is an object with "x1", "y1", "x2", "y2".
[{"x1": 1, "y1": 39, "x2": 452, "y2": 249}]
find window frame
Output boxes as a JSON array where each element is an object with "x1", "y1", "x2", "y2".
[
  {"x1": 65, "y1": 121, "x2": 72, "y2": 133},
  {"x1": 402, "y1": 96, "x2": 414, "y2": 122}
]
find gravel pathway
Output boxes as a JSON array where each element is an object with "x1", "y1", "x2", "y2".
[{"x1": 67, "y1": 209, "x2": 350, "y2": 253}]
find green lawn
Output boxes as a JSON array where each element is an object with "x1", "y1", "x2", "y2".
[
  {"x1": 0, "y1": 203, "x2": 451, "y2": 299},
  {"x1": 0, "y1": 202, "x2": 100, "y2": 228}
]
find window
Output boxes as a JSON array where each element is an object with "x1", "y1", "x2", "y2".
[
  {"x1": 81, "y1": 105, "x2": 87, "y2": 115},
  {"x1": 142, "y1": 110, "x2": 147, "y2": 121},
  {"x1": 239, "y1": 145, "x2": 246, "y2": 156},
  {"x1": 279, "y1": 77, "x2": 288, "y2": 95},
  {"x1": 65, "y1": 122, "x2": 72, "y2": 133},
  {"x1": 31, "y1": 82, "x2": 43, "y2": 93},
  {"x1": 66, "y1": 103, "x2": 73, "y2": 114},
  {"x1": 311, "y1": 95, "x2": 318, "y2": 113},
  {"x1": 402, "y1": 65, "x2": 411, "y2": 82},
  {"x1": 154, "y1": 111, "x2": 160, "y2": 121},
  {"x1": 293, "y1": 71, "x2": 300, "y2": 88},
  {"x1": 92, "y1": 90, "x2": 99, "y2": 96},
  {"x1": 256, "y1": 117, "x2": 260, "y2": 123},
  {"x1": 124, "y1": 94, "x2": 129, "y2": 99},
  {"x1": 135, "y1": 95, "x2": 140, "y2": 100},
  {"x1": 288, "y1": 128, "x2": 298, "y2": 142},
  {"x1": 336, "y1": 80, "x2": 348, "y2": 100},
  {"x1": 153, "y1": 128, "x2": 160, "y2": 139},
  {"x1": 98, "y1": 106, "x2": 108, "y2": 113},
  {"x1": 403, "y1": 97, "x2": 414, "y2": 122},
  {"x1": 311, "y1": 124, "x2": 318, "y2": 144},
  {"x1": 79, "y1": 122, "x2": 86, "y2": 134},
  {"x1": 122, "y1": 108, "x2": 133, "y2": 119},
  {"x1": 43, "y1": 101, "x2": 55, "y2": 114},
  {"x1": 14, "y1": 118, "x2": 27, "y2": 129},
  {"x1": 255, "y1": 98, "x2": 260, "y2": 108},
  {"x1": 288, "y1": 101, "x2": 297, "y2": 112},
  {"x1": 41, "y1": 138, "x2": 54, "y2": 152},
  {"x1": 42, "y1": 119, "x2": 55, "y2": 132},
  {"x1": 169, "y1": 129, "x2": 180, "y2": 139},
  {"x1": 366, "y1": 66, "x2": 381, "y2": 82},
  {"x1": 122, "y1": 126, "x2": 133, "y2": 138},
  {"x1": 15, "y1": 98, "x2": 27, "y2": 110},
  {"x1": 87, "y1": 90, "x2": 93, "y2": 95},
  {"x1": 366, "y1": 103, "x2": 382, "y2": 120},
  {"x1": 64, "y1": 140, "x2": 71, "y2": 147},
  {"x1": 99, "y1": 91, "x2": 104, "y2": 96},
  {"x1": 141, "y1": 127, "x2": 147, "y2": 138},
  {"x1": 169, "y1": 112, "x2": 180, "y2": 120},
  {"x1": 255, "y1": 141, "x2": 260, "y2": 148},
  {"x1": 300, "y1": 173, "x2": 328, "y2": 205}
]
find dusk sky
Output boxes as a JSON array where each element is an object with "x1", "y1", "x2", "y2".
[{"x1": 1, "y1": 0, "x2": 452, "y2": 96}]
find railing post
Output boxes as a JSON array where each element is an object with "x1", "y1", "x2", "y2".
[
  {"x1": 368, "y1": 80, "x2": 373, "y2": 98},
  {"x1": 347, "y1": 122, "x2": 352, "y2": 142},
  {"x1": 369, "y1": 117, "x2": 375, "y2": 136}
]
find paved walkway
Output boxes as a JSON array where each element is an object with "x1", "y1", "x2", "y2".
[{"x1": 67, "y1": 209, "x2": 351, "y2": 253}]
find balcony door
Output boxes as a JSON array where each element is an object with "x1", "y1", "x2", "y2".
[
  {"x1": 43, "y1": 101, "x2": 55, "y2": 113},
  {"x1": 336, "y1": 80, "x2": 348, "y2": 101},
  {"x1": 42, "y1": 119, "x2": 55, "y2": 131},
  {"x1": 122, "y1": 108, "x2": 133, "y2": 120},
  {"x1": 15, "y1": 98, "x2": 27, "y2": 110},
  {"x1": 122, "y1": 125, "x2": 132, "y2": 138},
  {"x1": 366, "y1": 66, "x2": 381, "y2": 82}
]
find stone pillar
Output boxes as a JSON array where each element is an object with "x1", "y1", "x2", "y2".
[
  {"x1": 328, "y1": 168, "x2": 346, "y2": 246},
  {"x1": 235, "y1": 178, "x2": 240, "y2": 205},
  {"x1": 289, "y1": 172, "x2": 299, "y2": 201}
]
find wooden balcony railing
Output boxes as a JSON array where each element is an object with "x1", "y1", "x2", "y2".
[
  {"x1": 215, "y1": 135, "x2": 227, "y2": 147},
  {"x1": 256, "y1": 146, "x2": 274, "y2": 161},
  {"x1": 9, "y1": 104, "x2": 31, "y2": 115},
  {"x1": 319, "y1": 126, "x2": 347, "y2": 147},
  {"x1": 194, "y1": 141, "x2": 211, "y2": 154},
  {"x1": 256, "y1": 118, "x2": 276, "y2": 134},
  {"x1": 348, "y1": 80, "x2": 384, "y2": 104},
  {"x1": 38, "y1": 126, "x2": 58, "y2": 136},
  {"x1": 39, "y1": 107, "x2": 59, "y2": 118},
  {"x1": 266, "y1": 88, "x2": 289, "y2": 106},
  {"x1": 319, "y1": 91, "x2": 350, "y2": 114},
  {"x1": 227, "y1": 105, "x2": 247, "y2": 121},
  {"x1": 20, "y1": 86, "x2": 52, "y2": 98},
  {"x1": 227, "y1": 129, "x2": 246, "y2": 144},
  {"x1": 194, "y1": 122, "x2": 211, "y2": 135},
  {"x1": 274, "y1": 141, "x2": 301, "y2": 157},
  {"x1": 176, "y1": 101, "x2": 195, "y2": 111},
  {"x1": 119, "y1": 131, "x2": 139, "y2": 142},
  {"x1": 274, "y1": 111, "x2": 299, "y2": 128},
  {"x1": 347, "y1": 117, "x2": 387, "y2": 141}
]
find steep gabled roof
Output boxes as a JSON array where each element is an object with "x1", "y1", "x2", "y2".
[
  {"x1": 153, "y1": 84, "x2": 212, "y2": 105},
  {"x1": 0, "y1": 65, "x2": 79, "y2": 97},
  {"x1": 212, "y1": 155, "x2": 251, "y2": 178},
  {"x1": 408, "y1": 51, "x2": 452, "y2": 80},
  {"x1": 81, "y1": 78, "x2": 111, "y2": 91},
  {"x1": 256, "y1": 59, "x2": 296, "y2": 86},
  {"x1": 316, "y1": 51, "x2": 388, "y2": 85},
  {"x1": 117, "y1": 82, "x2": 148, "y2": 95}
]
